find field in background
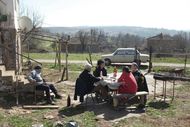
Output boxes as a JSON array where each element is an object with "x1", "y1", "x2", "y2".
[
  {"x1": 24, "y1": 53, "x2": 190, "y2": 64},
  {"x1": 24, "y1": 53, "x2": 102, "y2": 61}
]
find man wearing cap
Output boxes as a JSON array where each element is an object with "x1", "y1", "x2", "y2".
[
  {"x1": 131, "y1": 62, "x2": 149, "y2": 109},
  {"x1": 74, "y1": 63, "x2": 101, "y2": 102},
  {"x1": 131, "y1": 62, "x2": 149, "y2": 92},
  {"x1": 28, "y1": 65, "x2": 62, "y2": 104}
]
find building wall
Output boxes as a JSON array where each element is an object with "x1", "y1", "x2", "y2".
[
  {"x1": 61, "y1": 43, "x2": 101, "y2": 53},
  {"x1": 147, "y1": 39, "x2": 179, "y2": 53},
  {"x1": 0, "y1": 0, "x2": 21, "y2": 72}
]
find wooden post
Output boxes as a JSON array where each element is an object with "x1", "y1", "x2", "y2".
[
  {"x1": 184, "y1": 54, "x2": 187, "y2": 75},
  {"x1": 27, "y1": 40, "x2": 30, "y2": 59},
  {"x1": 61, "y1": 67, "x2": 66, "y2": 81},
  {"x1": 134, "y1": 45, "x2": 137, "y2": 61},
  {"x1": 65, "y1": 42, "x2": 68, "y2": 80},
  {"x1": 54, "y1": 42, "x2": 58, "y2": 67},
  {"x1": 148, "y1": 46, "x2": 152, "y2": 73},
  {"x1": 58, "y1": 40, "x2": 61, "y2": 72},
  {"x1": 88, "y1": 46, "x2": 92, "y2": 65},
  {"x1": 65, "y1": 35, "x2": 70, "y2": 80}
]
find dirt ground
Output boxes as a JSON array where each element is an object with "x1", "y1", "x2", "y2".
[{"x1": 0, "y1": 71, "x2": 184, "y2": 127}]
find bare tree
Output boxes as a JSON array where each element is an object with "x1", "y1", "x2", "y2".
[
  {"x1": 90, "y1": 28, "x2": 108, "y2": 51},
  {"x1": 19, "y1": 2, "x2": 44, "y2": 29},
  {"x1": 77, "y1": 30, "x2": 89, "y2": 52},
  {"x1": 173, "y1": 32, "x2": 188, "y2": 52},
  {"x1": 19, "y1": 2, "x2": 44, "y2": 54}
]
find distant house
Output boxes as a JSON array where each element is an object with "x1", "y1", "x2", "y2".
[
  {"x1": 0, "y1": 0, "x2": 21, "y2": 71},
  {"x1": 61, "y1": 37, "x2": 101, "y2": 53},
  {"x1": 147, "y1": 33, "x2": 179, "y2": 53}
]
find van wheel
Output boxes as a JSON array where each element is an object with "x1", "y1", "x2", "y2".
[{"x1": 105, "y1": 59, "x2": 111, "y2": 66}]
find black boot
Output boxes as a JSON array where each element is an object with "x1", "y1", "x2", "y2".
[
  {"x1": 46, "y1": 99, "x2": 55, "y2": 105},
  {"x1": 55, "y1": 93, "x2": 62, "y2": 99}
]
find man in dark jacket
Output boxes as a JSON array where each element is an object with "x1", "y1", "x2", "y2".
[
  {"x1": 131, "y1": 62, "x2": 149, "y2": 92},
  {"x1": 74, "y1": 63, "x2": 100, "y2": 102},
  {"x1": 131, "y1": 62, "x2": 149, "y2": 109},
  {"x1": 93, "y1": 59, "x2": 107, "y2": 77}
]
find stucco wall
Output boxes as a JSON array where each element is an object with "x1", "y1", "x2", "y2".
[{"x1": 0, "y1": 0, "x2": 21, "y2": 72}]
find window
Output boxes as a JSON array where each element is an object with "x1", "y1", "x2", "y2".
[
  {"x1": 115, "y1": 50, "x2": 126, "y2": 55},
  {"x1": 126, "y1": 50, "x2": 135, "y2": 55}
]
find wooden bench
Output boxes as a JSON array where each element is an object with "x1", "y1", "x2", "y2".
[
  {"x1": 133, "y1": 91, "x2": 149, "y2": 105},
  {"x1": 113, "y1": 91, "x2": 149, "y2": 108}
]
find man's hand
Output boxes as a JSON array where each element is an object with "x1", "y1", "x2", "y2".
[{"x1": 31, "y1": 79, "x2": 36, "y2": 83}]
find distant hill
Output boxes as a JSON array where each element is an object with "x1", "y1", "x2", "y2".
[{"x1": 43, "y1": 26, "x2": 181, "y2": 38}]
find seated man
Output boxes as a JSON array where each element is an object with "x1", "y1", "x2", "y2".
[
  {"x1": 28, "y1": 65, "x2": 62, "y2": 104},
  {"x1": 113, "y1": 66, "x2": 138, "y2": 108},
  {"x1": 93, "y1": 59, "x2": 107, "y2": 77},
  {"x1": 131, "y1": 62, "x2": 149, "y2": 109},
  {"x1": 93, "y1": 59, "x2": 109, "y2": 101},
  {"x1": 74, "y1": 63, "x2": 101, "y2": 102}
]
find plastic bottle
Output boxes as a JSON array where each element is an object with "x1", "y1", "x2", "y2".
[
  {"x1": 67, "y1": 94, "x2": 71, "y2": 107},
  {"x1": 113, "y1": 66, "x2": 117, "y2": 77}
]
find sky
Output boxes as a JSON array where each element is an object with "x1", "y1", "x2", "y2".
[{"x1": 21, "y1": 0, "x2": 190, "y2": 30}]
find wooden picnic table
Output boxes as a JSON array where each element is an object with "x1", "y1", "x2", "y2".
[{"x1": 94, "y1": 73, "x2": 122, "y2": 91}]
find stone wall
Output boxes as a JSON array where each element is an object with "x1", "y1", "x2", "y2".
[{"x1": 0, "y1": 28, "x2": 21, "y2": 71}]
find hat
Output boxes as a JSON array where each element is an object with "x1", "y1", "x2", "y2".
[
  {"x1": 132, "y1": 62, "x2": 139, "y2": 68},
  {"x1": 84, "y1": 63, "x2": 92, "y2": 71},
  {"x1": 34, "y1": 65, "x2": 42, "y2": 70},
  {"x1": 123, "y1": 66, "x2": 130, "y2": 73}
]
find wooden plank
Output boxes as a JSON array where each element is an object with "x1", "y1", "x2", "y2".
[
  {"x1": 135, "y1": 91, "x2": 148, "y2": 96},
  {"x1": 23, "y1": 105, "x2": 59, "y2": 109}
]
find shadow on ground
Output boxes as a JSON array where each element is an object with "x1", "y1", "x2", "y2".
[
  {"x1": 59, "y1": 97, "x2": 145, "y2": 121},
  {"x1": 148, "y1": 100, "x2": 170, "y2": 109},
  {"x1": 0, "y1": 94, "x2": 46, "y2": 109}
]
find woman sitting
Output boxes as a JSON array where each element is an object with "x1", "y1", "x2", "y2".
[{"x1": 113, "y1": 66, "x2": 138, "y2": 108}]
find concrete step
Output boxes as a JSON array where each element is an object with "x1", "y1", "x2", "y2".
[
  {"x1": 17, "y1": 75, "x2": 29, "y2": 84},
  {"x1": 16, "y1": 82, "x2": 35, "y2": 92},
  {"x1": 1, "y1": 70, "x2": 15, "y2": 77},
  {"x1": 0, "y1": 65, "x2": 5, "y2": 72},
  {"x1": 2, "y1": 76, "x2": 14, "y2": 85}
]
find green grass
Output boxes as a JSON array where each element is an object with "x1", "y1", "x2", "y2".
[
  {"x1": 24, "y1": 53, "x2": 190, "y2": 65},
  {"x1": 114, "y1": 84, "x2": 190, "y2": 127},
  {"x1": 7, "y1": 116, "x2": 33, "y2": 127},
  {"x1": 152, "y1": 66, "x2": 175, "y2": 73},
  {"x1": 0, "y1": 109, "x2": 54, "y2": 127},
  {"x1": 1, "y1": 69, "x2": 190, "y2": 127},
  {"x1": 152, "y1": 66, "x2": 190, "y2": 77},
  {"x1": 59, "y1": 106, "x2": 96, "y2": 127},
  {"x1": 24, "y1": 53, "x2": 102, "y2": 61},
  {"x1": 152, "y1": 57, "x2": 190, "y2": 64},
  {"x1": 41, "y1": 63, "x2": 117, "y2": 82}
]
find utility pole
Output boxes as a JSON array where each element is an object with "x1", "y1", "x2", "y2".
[
  {"x1": 60, "y1": 35, "x2": 70, "y2": 81},
  {"x1": 65, "y1": 35, "x2": 70, "y2": 80},
  {"x1": 148, "y1": 46, "x2": 152, "y2": 73}
]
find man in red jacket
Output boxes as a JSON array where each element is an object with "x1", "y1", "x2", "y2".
[{"x1": 113, "y1": 66, "x2": 138, "y2": 108}]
